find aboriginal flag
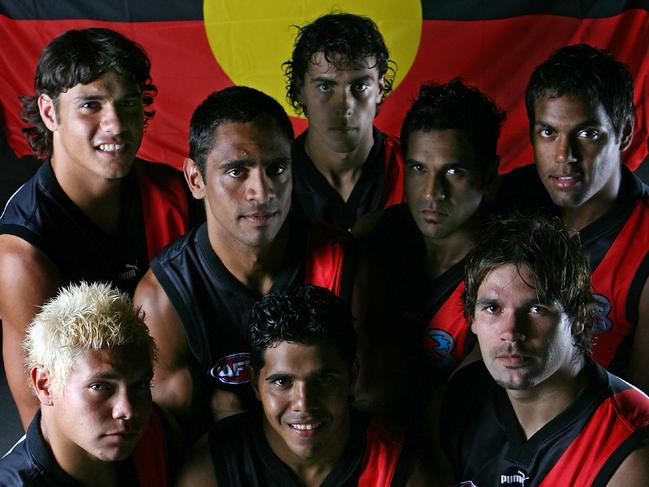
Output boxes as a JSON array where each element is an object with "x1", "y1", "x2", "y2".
[{"x1": 1, "y1": 1, "x2": 647, "y2": 173}]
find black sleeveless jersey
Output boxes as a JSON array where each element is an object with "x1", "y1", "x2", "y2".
[
  {"x1": 442, "y1": 360, "x2": 649, "y2": 486},
  {"x1": 150, "y1": 214, "x2": 351, "y2": 407},
  {"x1": 291, "y1": 127, "x2": 405, "y2": 231},
  {"x1": 208, "y1": 412, "x2": 409, "y2": 487},
  {"x1": 0, "y1": 160, "x2": 147, "y2": 295}
]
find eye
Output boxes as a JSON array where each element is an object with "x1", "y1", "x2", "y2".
[
  {"x1": 89, "y1": 382, "x2": 113, "y2": 394},
  {"x1": 317, "y1": 82, "x2": 332, "y2": 93},
  {"x1": 529, "y1": 304, "x2": 549, "y2": 315},
  {"x1": 267, "y1": 162, "x2": 288, "y2": 177},
  {"x1": 80, "y1": 101, "x2": 101, "y2": 110},
  {"x1": 120, "y1": 98, "x2": 142, "y2": 110},
  {"x1": 227, "y1": 167, "x2": 245, "y2": 178},
  {"x1": 317, "y1": 374, "x2": 336, "y2": 386},
  {"x1": 446, "y1": 166, "x2": 465, "y2": 177},
  {"x1": 482, "y1": 304, "x2": 499, "y2": 314},
  {"x1": 538, "y1": 127, "x2": 554, "y2": 138},
  {"x1": 406, "y1": 162, "x2": 425, "y2": 172},
  {"x1": 352, "y1": 82, "x2": 369, "y2": 93},
  {"x1": 273, "y1": 377, "x2": 292, "y2": 388},
  {"x1": 577, "y1": 129, "x2": 600, "y2": 140}
]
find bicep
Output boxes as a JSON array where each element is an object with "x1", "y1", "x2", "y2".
[
  {"x1": 606, "y1": 444, "x2": 649, "y2": 487},
  {"x1": 627, "y1": 276, "x2": 649, "y2": 392},
  {"x1": 0, "y1": 235, "x2": 62, "y2": 428},
  {"x1": 134, "y1": 272, "x2": 195, "y2": 414}
]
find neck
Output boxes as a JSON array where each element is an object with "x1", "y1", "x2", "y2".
[
  {"x1": 51, "y1": 157, "x2": 123, "y2": 236},
  {"x1": 506, "y1": 355, "x2": 587, "y2": 440},
  {"x1": 41, "y1": 412, "x2": 117, "y2": 487},
  {"x1": 265, "y1": 414, "x2": 350, "y2": 487},
  {"x1": 207, "y1": 221, "x2": 291, "y2": 296},
  {"x1": 304, "y1": 129, "x2": 374, "y2": 202},
  {"x1": 423, "y1": 227, "x2": 476, "y2": 281}
]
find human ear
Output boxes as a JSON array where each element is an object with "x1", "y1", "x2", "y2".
[
  {"x1": 619, "y1": 118, "x2": 634, "y2": 151},
  {"x1": 31, "y1": 366, "x2": 55, "y2": 406},
  {"x1": 183, "y1": 158, "x2": 206, "y2": 200},
  {"x1": 38, "y1": 94, "x2": 58, "y2": 132}
]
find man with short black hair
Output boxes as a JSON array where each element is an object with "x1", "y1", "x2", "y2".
[
  {"x1": 135, "y1": 87, "x2": 351, "y2": 439},
  {"x1": 0, "y1": 28, "x2": 191, "y2": 429},
  {"x1": 177, "y1": 284, "x2": 434, "y2": 486},
  {"x1": 283, "y1": 13, "x2": 404, "y2": 231},
  {"x1": 438, "y1": 216, "x2": 649, "y2": 486},
  {"x1": 499, "y1": 44, "x2": 649, "y2": 391}
]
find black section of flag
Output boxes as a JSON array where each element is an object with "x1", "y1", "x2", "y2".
[
  {"x1": 2, "y1": 1, "x2": 648, "y2": 22},
  {"x1": 422, "y1": 0, "x2": 649, "y2": 20},
  {"x1": 0, "y1": 0, "x2": 202, "y2": 21}
]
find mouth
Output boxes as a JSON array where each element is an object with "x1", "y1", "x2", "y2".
[
  {"x1": 287, "y1": 421, "x2": 324, "y2": 438},
  {"x1": 240, "y1": 211, "x2": 280, "y2": 224},
  {"x1": 549, "y1": 173, "x2": 583, "y2": 189},
  {"x1": 419, "y1": 208, "x2": 448, "y2": 222},
  {"x1": 496, "y1": 353, "x2": 531, "y2": 368},
  {"x1": 95, "y1": 142, "x2": 128, "y2": 156}
]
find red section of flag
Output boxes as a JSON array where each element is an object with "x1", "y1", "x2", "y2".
[{"x1": 1, "y1": 10, "x2": 647, "y2": 173}]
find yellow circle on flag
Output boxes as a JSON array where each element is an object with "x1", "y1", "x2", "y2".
[{"x1": 203, "y1": 1, "x2": 422, "y2": 117}]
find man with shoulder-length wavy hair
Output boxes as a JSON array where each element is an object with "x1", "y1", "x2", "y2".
[
  {"x1": 0, "y1": 27, "x2": 192, "y2": 429},
  {"x1": 283, "y1": 13, "x2": 404, "y2": 231},
  {"x1": 0, "y1": 282, "x2": 169, "y2": 486},
  {"x1": 435, "y1": 215, "x2": 649, "y2": 486}
]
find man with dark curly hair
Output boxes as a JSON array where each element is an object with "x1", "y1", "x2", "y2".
[
  {"x1": 176, "y1": 284, "x2": 435, "y2": 486},
  {"x1": 0, "y1": 28, "x2": 192, "y2": 430},
  {"x1": 283, "y1": 13, "x2": 404, "y2": 231},
  {"x1": 435, "y1": 215, "x2": 649, "y2": 486}
]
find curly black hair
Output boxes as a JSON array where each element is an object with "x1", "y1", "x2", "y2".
[
  {"x1": 248, "y1": 284, "x2": 356, "y2": 372},
  {"x1": 400, "y1": 77, "x2": 505, "y2": 173},
  {"x1": 463, "y1": 214, "x2": 597, "y2": 355},
  {"x1": 525, "y1": 44, "x2": 634, "y2": 137},
  {"x1": 21, "y1": 28, "x2": 157, "y2": 158},
  {"x1": 188, "y1": 86, "x2": 294, "y2": 176},
  {"x1": 283, "y1": 12, "x2": 396, "y2": 115}
]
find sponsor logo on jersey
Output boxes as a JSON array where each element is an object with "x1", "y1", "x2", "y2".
[
  {"x1": 117, "y1": 262, "x2": 140, "y2": 281},
  {"x1": 499, "y1": 467, "x2": 529, "y2": 486},
  {"x1": 593, "y1": 293, "x2": 612, "y2": 334},
  {"x1": 425, "y1": 328, "x2": 457, "y2": 368},
  {"x1": 210, "y1": 353, "x2": 250, "y2": 384}
]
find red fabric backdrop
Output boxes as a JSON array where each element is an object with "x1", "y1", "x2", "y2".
[{"x1": 0, "y1": 3, "x2": 647, "y2": 174}]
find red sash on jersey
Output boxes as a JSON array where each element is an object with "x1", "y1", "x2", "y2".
[
  {"x1": 134, "y1": 161, "x2": 190, "y2": 261},
  {"x1": 423, "y1": 282, "x2": 470, "y2": 367},
  {"x1": 358, "y1": 417, "x2": 405, "y2": 487},
  {"x1": 382, "y1": 135, "x2": 405, "y2": 208},
  {"x1": 132, "y1": 410, "x2": 168, "y2": 486},
  {"x1": 303, "y1": 223, "x2": 347, "y2": 296},
  {"x1": 591, "y1": 199, "x2": 649, "y2": 367},
  {"x1": 539, "y1": 386, "x2": 649, "y2": 486}
]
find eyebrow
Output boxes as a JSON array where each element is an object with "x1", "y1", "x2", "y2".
[{"x1": 534, "y1": 119, "x2": 602, "y2": 129}]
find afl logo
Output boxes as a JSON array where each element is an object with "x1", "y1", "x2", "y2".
[
  {"x1": 210, "y1": 353, "x2": 250, "y2": 384},
  {"x1": 593, "y1": 293, "x2": 612, "y2": 334},
  {"x1": 425, "y1": 328, "x2": 456, "y2": 368}
]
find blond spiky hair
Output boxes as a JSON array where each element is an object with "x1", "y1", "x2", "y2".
[{"x1": 23, "y1": 281, "x2": 156, "y2": 394}]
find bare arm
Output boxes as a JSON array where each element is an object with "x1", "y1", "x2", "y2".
[
  {"x1": 606, "y1": 444, "x2": 649, "y2": 487},
  {"x1": 0, "y1": 235, "x2": 61, "y2": 429},
  {"x1": 175, "y1": 432, "x2": 218, "y2": 487},
  {"x1": 134, "y1": 270, "x2": 204, "y2": 436},
  {"x1": 627, "y1": 276, "x2": 649, "y2": 392}
]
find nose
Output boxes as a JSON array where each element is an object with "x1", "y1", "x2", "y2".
[
  {"x1": 423, "y1": 172, "x2": 447, "y2": 201},
  {"x1": 335, "y1": 87, "x2": 354, "y2": 118},
  {"x1": 555, "y1": 135, "x2": 577, "y2": 164},
  {"x1": 100, "y1": 103, "x2": 124, "y2": 135},
  {"x1": 246, "y1": 168, "x2": 271, "y2": 203},
  {"x1": 291, "y1": 381, "x2": 316, "y2": 412},
  {"x1": 112, "y1": 388, "x2": 135, "y2": 421},
  {"x1": 499, "y1": 310, "x2": 526, "y2": 343}
]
